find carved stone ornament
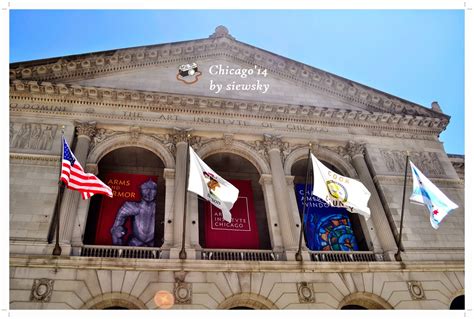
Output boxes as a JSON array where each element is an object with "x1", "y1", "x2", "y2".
[
  {"x1": 174, "y1": 282, "x2": 192, "y2": 304},
  {"x1": 30, "y1": 278, "x2": 54, "y2": 302},
  {"x1": 297, "y1": 282, "x2": 315, "y2": 303},
  {"x1": 75, "y1": 121, "x2": 97, "y2": 139},
  {"x1": 10, "y1": 122, "x2": 58, "y2": 151},
  {"x1": 130, "y1": 125, "x2": 141, "y2": 141},
  {"x1": 346, "y1": 141, "x2": 366, "y2": 159},
  {"x1": 223, "y1": 133, "x2": 234, "y2": 148},
  {"x1": 90, "y1": 128, "x2": 119, "y2": 149},
  {"x1": 380, "y1": 149, "x2": 444, "y2": 176},
  {"x1": 407, "y1": 281, "x2": 425, "y2": 300}
]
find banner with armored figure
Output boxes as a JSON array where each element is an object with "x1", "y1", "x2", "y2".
[{"x1": 94, "y1": 172, "x2": 158, "y2": 247}]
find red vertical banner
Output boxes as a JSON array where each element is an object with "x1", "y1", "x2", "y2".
[
  {"x1": 204, "y1": 179, "x2": 260, "y2": 249},
  {"x1": 94, "y1": 172, "x2": 158, "y2": 246}
]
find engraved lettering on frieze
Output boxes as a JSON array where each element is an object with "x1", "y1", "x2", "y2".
[
  {"x1": 372, "y1": 130, "x2": 435, "y2": 141},
  {"x1": 193, "y1": 116, "x2": 249, "y2": 127},
  {"x1": 10, "y1": 122, "x2": 57, "y2": 150},
  {"x1": 286, "y1": 123, "x2": 328, "y2": 133},
  {"x1": 30, "y1": 278, "x2": 54, "y2": 303},
  {"x1": 10, "y1": 102, "x2": 66, "y2": 112},
  {"x1": 380, "y1": 150, "x2": 444, "y2": 176},
  {"x1": 123, "y1": 111, "x2": 142, "y2": 118}
]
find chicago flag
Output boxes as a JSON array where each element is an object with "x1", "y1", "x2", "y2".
[{"x1": 410, "y1": 161, "x2": 458, "y2": 229}]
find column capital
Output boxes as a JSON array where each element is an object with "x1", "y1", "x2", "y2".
[
  {"x1": 285, "y1": 175, "x2": 295, "y2": 186},
  {"x1": 259, "y1": 174, "x2": 273, "y2": 186},
  {"x1": 74, "y1": 121, "x2": 97, "y2": 140},
  {"x1": 346, "y1": 141, "x2": 366, "y2": 159},
  {"x1": 262, "y1": 134, "x2": 287, "y2": 153},
  {"x1": 171, "y1": 128, "x2": 193, "y2": 145},
  {"x1": 164, "y1": 168, "x2": 176, "y2": 180}
]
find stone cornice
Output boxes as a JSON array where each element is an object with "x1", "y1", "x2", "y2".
[
  {"x1": 373, "y1": 175, "x2": 464, "y2": 187},
  {"x1": 10, "y1": 35, "x2": 447, "y2": 120},
  {"x1": 10, "y1": 153, "x2": 60, "y2": 166},
  {"x1": 10, "y1": 80, "x2": 448, "y2": 135},
  {"x1": 9, "y1": 255, "x2": 464, "y2": 273}
]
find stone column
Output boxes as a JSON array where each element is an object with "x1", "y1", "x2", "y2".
[
  {"x1": 58, "y1": 121, "x2": 96, "y2": 248},
  {"x1": 347, "y1": 141, "x2": 398, "y2": 260},
  {"x1": 170, "y1": 129, "x2": 194, "y2": 259},
  {"x1": 259, "y1": 174, "x2": 283, "y2": 252},
  {"x1": 161, "y1": 168, "x2": 175, "y2": 251},
  {"x1": 263, "y1": 135, "x2": 299, "y2": 254}
]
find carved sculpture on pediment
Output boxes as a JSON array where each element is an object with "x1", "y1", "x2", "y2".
[{"x1": 12, "y1": 123, "x2": 31, "y2": 149}]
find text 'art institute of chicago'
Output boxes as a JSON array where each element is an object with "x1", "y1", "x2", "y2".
[{"x1": 9, "y1": 26, "x2": 465, "y2": 310}]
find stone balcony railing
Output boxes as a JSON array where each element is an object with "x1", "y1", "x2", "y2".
[{"x1": 78, "y1": 245, "x2": 381, "y2": 262}]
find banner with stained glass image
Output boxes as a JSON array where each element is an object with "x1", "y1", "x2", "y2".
[{"x1": 295, "y1": 184, "x2": 358, "y2": 251}]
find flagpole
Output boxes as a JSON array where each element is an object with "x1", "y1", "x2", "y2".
[
  {"x1": 52, "y1": 126, "x2": 65, "y2": 256},
  {"x1": 394, "y1": 154, "x2": 409, "y2": 262},
  {"x1": 295, "y1": 143, "x2": 312, "y2": 261},
  {"x1": 179, "y1": 134, "x2": 191, "y2": 260}
]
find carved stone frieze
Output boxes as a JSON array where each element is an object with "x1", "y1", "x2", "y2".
[
  {"x1": 75, "y1": 121, "x2": 97, "y2": 139},
  {"x1": 297, "y1": 282, "x2": 315, "y2": 303},
  {"x1": 10, "y1": 80, "x2": 449, "y2": 134},
  {"x1": 10, "y1": 122, "x2": 58, "y2": 151},
  {"x1": 30, "y1": 278, "x2": 54, "y2": 303},
  {"x1": 380, "y1": 149, "x2": 444, "y2": 176}
]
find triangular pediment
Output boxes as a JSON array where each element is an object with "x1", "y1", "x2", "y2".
[
  {"x1": 10, "y1": 28, "x2": 446, "y2": 119},
  {"x1": 63, "y1": 56, "x2": 367, "y2": 111}
]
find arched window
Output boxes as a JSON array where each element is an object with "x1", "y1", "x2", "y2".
[
  {"x1": 341, "y1": 305, "x2": 367, "y2": 310},
  {"x1": 198, "y1": 153, "x2": 271, "y2": 250},
  {"x1": 83, "y1": 147, "x2": 166, "y2": 247},
  {"x1": 291, "y1": 158, "x2": 368, "y2": 251}
]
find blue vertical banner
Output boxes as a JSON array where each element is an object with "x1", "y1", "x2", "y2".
[{"x1": 295, "y1": 184, "x2": 359, "y2": 251}]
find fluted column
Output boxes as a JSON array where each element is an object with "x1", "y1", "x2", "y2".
[
  {"x1": 259, "y1": 174, "x2": 283, "y2": 252},
  {"x1": 161, "y1": 168, "x2": 175, "y2": 250},
  {"x1": 59, "y1": 121, "x2": 96, "y2": 245},
  {"x1": 264, "y1": 135, "x2": 299, "y2": 252},
  {"x1": 347, "y1": 141, "x2": 398, "y2": 260}
]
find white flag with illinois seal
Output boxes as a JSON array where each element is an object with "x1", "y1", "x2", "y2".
[
  {"x1": 311, "y1": 153, "x2": 371, "y2": 219},
  {"x1": 187, "y1": 146, "x2": 239, "y2": 222}
]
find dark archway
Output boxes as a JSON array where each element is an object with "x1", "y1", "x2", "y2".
[
  {"x1": 341, "y1": 305, "x2": 368, "y2": 310},
  {"x1": 291, "y1": 158, "x2": 368, "y2": 251},
  {"x1": 84, "y1": 147, "x2": 166, "y2": 247},
  {"x1": 199, "y1": 153, "x2": 271, "y2": 249},
  {"x1": 450, "y1": 295, "x2": 465, "y2": 310}
]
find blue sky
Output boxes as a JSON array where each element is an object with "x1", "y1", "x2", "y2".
[{"x1": 9, "y1": 10, "x2": 465, "y2": 154}]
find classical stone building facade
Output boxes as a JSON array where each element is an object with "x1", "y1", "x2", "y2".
[{"x1": 9, "y1": 26, "x2": 464, "y2": 310}]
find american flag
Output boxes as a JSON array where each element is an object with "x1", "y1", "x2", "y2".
[{"x1": 60, "y1": 137, "x2": 113, "y2": 200}]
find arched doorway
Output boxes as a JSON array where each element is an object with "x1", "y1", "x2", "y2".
[
  {"x1": 338, "y1": 292, "x2": 392, "y2": 309},
  {"x1": 341, "y1": 305, "x2": 367, "y2": 309},
  {"x1": 450, "y1": 295, "x2": 464, "y2": 310},
  {"x1": 83, "y1": 147, "x2": 166, "y2": 247},
  {"x1": 291, "y1": 158, "x2": 369, "y2": 252},
  {"x1": 198, "y1": 153, "x2": 271, "y2": 250},
  {"x1": 217, "y1": 293, "x2": 277, "y2": 309}
]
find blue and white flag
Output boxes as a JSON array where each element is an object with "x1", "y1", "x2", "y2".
[{"x1": 410, "y1": 161, "x2": 458, "y2": 229}]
